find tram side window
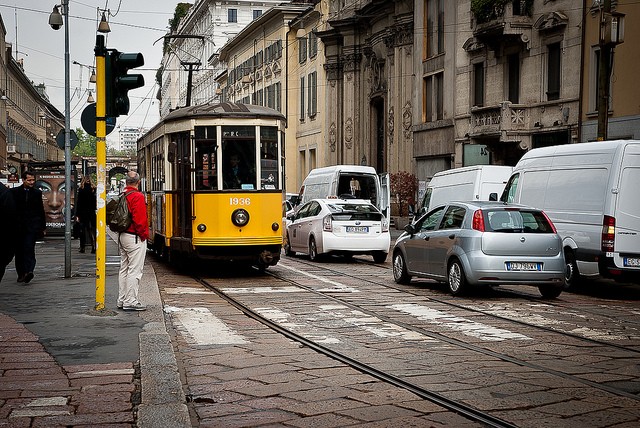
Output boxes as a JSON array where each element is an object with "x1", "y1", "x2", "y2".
[
  {"x1": 222, "y1": 126, "x2": 256, "y2": 190},
  {"x1": 195, "y1": 126, "x2": 218, "y2": 190},
  {"x1": 260, "y1": 126, "x2": 279, "y2": 190}
]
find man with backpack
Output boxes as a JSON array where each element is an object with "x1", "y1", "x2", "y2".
[{"x1": 116, "y1": 171, "x2": 149, "y2": 311}]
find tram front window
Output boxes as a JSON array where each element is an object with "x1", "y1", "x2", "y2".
[{"x1": 222, "y1": 126, "x2": 257, "y2": 190}]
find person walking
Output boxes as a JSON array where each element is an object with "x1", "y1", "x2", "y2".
[
  {"x1": 0, "y1": 181, "x2": 18, "y2": 282},
  {"x1": 11, "y1": 170, "x2": 46, "y2": 284},
  {"x1": 117, "y1": 171, "x2": 149, "y2": 311},
  {"x1": 75, "y1": 176, "x2": 96, "y2": 253}
]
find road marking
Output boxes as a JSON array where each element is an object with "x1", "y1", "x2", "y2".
[
  {"x1": 391, "y1": 303, "x2": 532, "y2": 341},
  {"x1": 221, "y1": 286, "x2": 303, "y2": 294},
  {"x1": 255, "y1": 307, "x2": 341, "y2": 343},
  {"x1": 466, "y1": 304, "x2": 635, "y2": 341},
  {"x1": 164, "y1": 306, "x2": 248, "y2": 345},
  {"x1": 318, "y1": 304, "x2": 433, "y2": 341},
  {"x1": 165, "y1": 287, "x2": 211, "y2": 295},
  {"x1": 277, "y1": 262, "x2": 359, "y2": 293}
]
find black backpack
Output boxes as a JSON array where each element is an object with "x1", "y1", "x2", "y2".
[{"x1": 106, "y1": 190, "x2": 135, "y2": 232}]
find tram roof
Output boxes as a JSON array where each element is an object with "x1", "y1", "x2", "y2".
[{"x1": 163, "y1": 102, "x2": 285, "y2": 122}]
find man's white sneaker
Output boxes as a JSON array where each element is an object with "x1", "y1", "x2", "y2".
[{"x1": 123, "y1": 302, "x2": 146, "y2": 311}]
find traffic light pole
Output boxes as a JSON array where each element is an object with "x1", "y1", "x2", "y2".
[{"x1": 94, "y1": 35, "x2": 107, "y2": 311}]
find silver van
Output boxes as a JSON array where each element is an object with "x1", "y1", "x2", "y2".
[{"x1": 501, "y1": 140, "x2": 640, "y2": 286}]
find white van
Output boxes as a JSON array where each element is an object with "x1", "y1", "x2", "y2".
[
  {"x1": 418, "y1": 165, "x2": 513, "y2": 215},
  {"x1": 297, "y1": 165, "x2": 391, "y2": 219},
  {"x1": 501, "y1": 140, "x2": 640, "y2": 285}
]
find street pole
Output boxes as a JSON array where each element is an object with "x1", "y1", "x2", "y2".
[
  {"x1": 94, "y1": 35, "x2": 107, "y2": 310},
  {"x1": 63, "y1": 0, "x2": 72, "y2": 277},
  {"x1": 597, "y1": 0, "x2": 611, "y2": 141}
]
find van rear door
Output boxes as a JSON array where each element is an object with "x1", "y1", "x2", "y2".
[
  {"x1": 613, "y1": 144, "x2": 640, "y2": 269},
  {"x1": 379, "y1": 173, "x2": 390, "y2": 219}
]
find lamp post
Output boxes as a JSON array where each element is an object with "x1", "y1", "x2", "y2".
[{"x1": 49, "y1": 0, "x2": 72, "y2": 278}]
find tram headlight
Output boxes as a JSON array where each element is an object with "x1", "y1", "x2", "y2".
[
  {"x1": 231, "y1": 208, "x2": 250, "y2": 227},
  {"x1": 272, "y1": 222, "x2": 279, "y2": 231},
  {"x1": 197, "y1": 223, "x2": 207, "y2": 232}
]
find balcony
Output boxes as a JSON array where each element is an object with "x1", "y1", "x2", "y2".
[
  {"x1": 470, "y1": 102, "x2": 531, "y2": 138},
  {"x1": 472, "y1": 0, "x2": 533, "y2": 48}
]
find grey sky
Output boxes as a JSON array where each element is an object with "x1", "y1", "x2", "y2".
[{"x1": 0, "y1": 0, "x2": 178, "y2": 143}]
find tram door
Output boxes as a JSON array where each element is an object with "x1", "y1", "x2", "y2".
[{"x1": 173, "y1": 131, "x2": 192, "y2": 238}]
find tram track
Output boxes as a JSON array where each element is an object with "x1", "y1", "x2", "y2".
[
  {"x1": 292, "y1": 255, "x2": 640, "y2": 353},
  {"x1": 193, "y1": 275, "x2": 517, "y2": 428},
  {"x1": 182, "y1": 256, "x2": 640, "y2": 426}
]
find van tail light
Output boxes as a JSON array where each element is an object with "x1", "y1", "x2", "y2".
[
  {"x1": 541, "y1": 211, "x2": 557, "y2": 233},
  {"x1": 472, "y1": 209, "x2": 485, "y2": 232},
  {"x1": 381, "y1": 216, "x2": 389, "y2": 232},
  {"x1": 323, "y1": 215, "x2": 333, "y2": 231},
  {"x1": 601, "y1": 215, "x2": 615, "y2": 252}
]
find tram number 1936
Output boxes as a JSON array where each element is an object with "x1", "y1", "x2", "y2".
[{"x1": 229, "y1": 197, "x2": 251, "y2": 206}]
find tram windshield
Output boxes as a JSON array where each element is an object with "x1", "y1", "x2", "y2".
[
  {"x1": 194, "y1": 125, "x2": 280, "y2": 191},
  {"x1": 222, "y1": 126, "x2": 257, "y2": 190}
]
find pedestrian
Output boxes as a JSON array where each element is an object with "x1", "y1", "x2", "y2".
[
  {"x1": 75, "y1": 176, "x2": 96, "y2": 253},
  {"x1": 117, "y1": 171, "x2": 149, "y2": 311},
  {"x1": 10, "y1": 170, "x2": 46, "y2": 284},
  {"x1": 0, "y1": 181, "x2": 18, "y2": 282}
]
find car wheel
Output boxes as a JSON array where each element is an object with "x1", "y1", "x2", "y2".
[
  {"x1": 392, "y1": 251, "x2": 411, "y2": 284},
  {"x1": 372, "y1": 251, "x2": 387, "y2": 263},
  {"x1": 309, "y1": 237, "x2": 319, "y2": 261},
  {"x1": 447, "y1": 259, "x2": 467, "y2": 296},
  {"x1": 564, "y1": 250, "x2": 582, "y2": 289},
  {"x1": 538, "y1": 284, "x2": 563, "y2": 299},
  {"x1": 284, "y1": 234, "x2": 295, "y2": 256}
]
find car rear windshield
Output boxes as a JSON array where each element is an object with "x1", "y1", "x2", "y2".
[
  {"x1": 328, "y1": 203, "x2": 382, "y2": 221},
  {"x1": 485, "y1": 209, "x2": 555, "y2": 233}
]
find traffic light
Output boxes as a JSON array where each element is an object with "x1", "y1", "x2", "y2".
[{"x1": 105, "y1": 50, "x2": 145, "y2": 117}]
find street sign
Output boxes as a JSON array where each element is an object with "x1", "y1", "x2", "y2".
[
  {"x1": 81, "y1": 103, "x2": 116, "y2": 137},
  {"x1": 56, "y1": 129, "x2": 79, "y2": 150}
]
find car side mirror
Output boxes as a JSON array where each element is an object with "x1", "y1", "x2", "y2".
[
  {"x1": 404, "y1": 223, "x2": 416, "y2": 235},
  {"x1": 489, "y1": 192, "x2": 498, "y2": 201}
]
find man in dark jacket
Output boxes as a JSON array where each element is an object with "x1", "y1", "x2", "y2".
[
  {"x1": 0, "y1": 181, "x2": 18, "y2": 282},
  {"x1": 11, "y1": 170, "x2": 46, "y2": 283}
]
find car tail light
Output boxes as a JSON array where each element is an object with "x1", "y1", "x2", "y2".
[
  {"x1": 601, "y1": 215, "x2": 615, "y2": 252},
  {"x1": 323, "y1": 215, "x2": 333, "y2": 231},
  {"x1": 382, "y1": 217, "x2": 389, "y2": 232},
  {"x1": 472, "y1": 209, "x2": 485, "y2": 232},
  {"x1": 541, "y1": 211, "x2": 557, "y2": 233}
]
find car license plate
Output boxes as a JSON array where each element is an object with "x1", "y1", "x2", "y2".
[
  {"x1": 346, "y1": 226, "x2": 369, "y2": 233},
  {"x1": 506, "y1": 262, "x2": 541, "y2": 271},
  {"x1": 624, "y1": 257, "x2": 640, "y2": 267}
]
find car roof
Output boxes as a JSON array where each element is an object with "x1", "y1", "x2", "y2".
[
  {"x1": 309, "y1": 198, "x2": 374, "y2": 205},
  {"x1": 431, "y1": 201, "x2": 541, "y2": 211}
]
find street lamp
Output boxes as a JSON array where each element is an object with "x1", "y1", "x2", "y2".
[{"x1": 49, "y1": 0, "x2": 72, "y2": 278}]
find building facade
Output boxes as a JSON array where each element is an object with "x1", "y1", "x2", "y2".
[
  {"x1": 159, "y1": 0, "x2": 286, "y2": 118},
  {"x1": 580, "y1": 0, "x2": 639, "y2": 141},
  {"x1": 2, "y1": 40, "x2": 64, "y2": 179},
  {"x1": 216, "y1": 3, "x2": 312, "y2": 192},
  {"x1": 316, "y1": 0, "x2": 415, "y2": 177}
]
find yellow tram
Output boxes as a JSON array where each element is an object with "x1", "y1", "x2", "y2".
[{"x1": 137, "y1": 103, "x2": 286, "y2": 268}]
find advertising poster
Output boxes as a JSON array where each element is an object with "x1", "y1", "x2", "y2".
[{"x1": 29, "y1": 163, "x2": 78, "y2": 235}]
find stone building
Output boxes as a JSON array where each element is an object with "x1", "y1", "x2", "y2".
[
  {"x1": 159, "y1": 0, "x2": 286, "y2": 117},
  {"x1": 216, "y1": 3, "x2": 312, "y2": 192},
  {"x1": 580, "y1": 0, "x2": 639, "y2": 141},
  {"x1": 2, "y1": 39, "x2": 64, "y2": 177},
  {"x1": 316, "y1": 0, "x2": 415, "y2": 177}
]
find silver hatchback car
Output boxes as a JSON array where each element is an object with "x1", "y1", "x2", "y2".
[{"x1": 392, "y1": 201, "x2": 566, "y2": 298}]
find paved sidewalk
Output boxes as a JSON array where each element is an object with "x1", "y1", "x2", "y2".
[{"x1": 0, "y1": 234, "x2": 189, "y2": 427}]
